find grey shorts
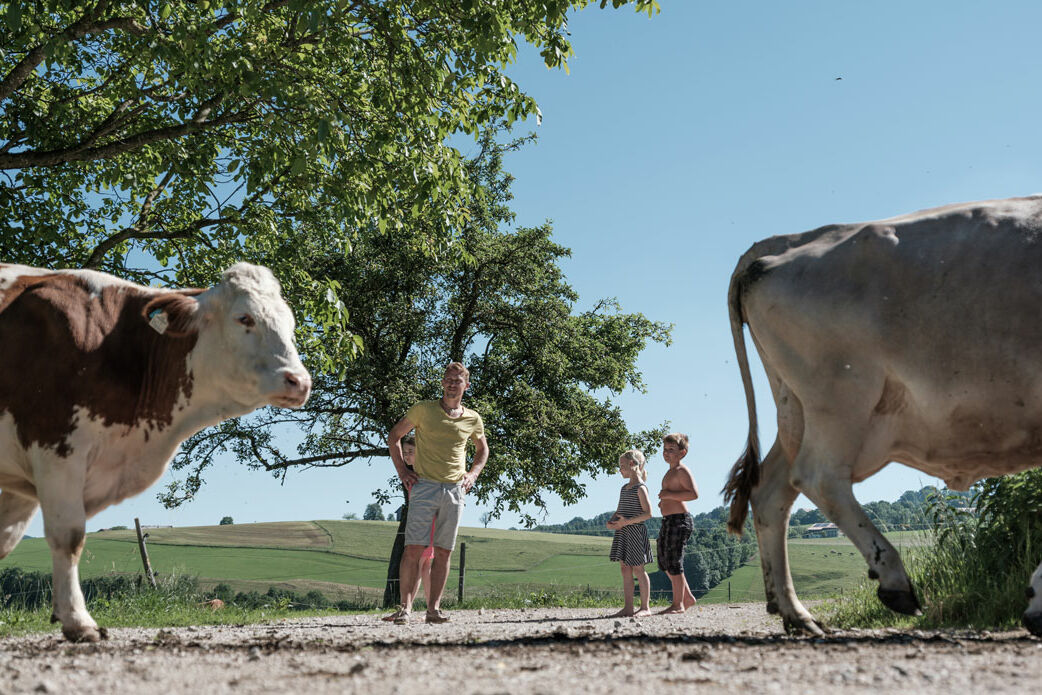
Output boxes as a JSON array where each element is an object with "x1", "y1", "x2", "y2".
[{"x1": 405, "y1": 478, "x2": 466, "y2": 551}]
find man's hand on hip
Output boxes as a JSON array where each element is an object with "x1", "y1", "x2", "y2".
[
  {"x1": 462, "y1": 472, "x2": 478, "y2": 492},
  {"x1": 399, "y1": 468, "x2": 418, "y2": 491}
]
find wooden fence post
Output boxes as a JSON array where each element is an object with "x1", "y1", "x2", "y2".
[
  {"x1": 135, "y1": 518, "x2": 157, "y2": 589},
  {"x1": 457, "y1": 542, "x2": 466, "y2": 603}
]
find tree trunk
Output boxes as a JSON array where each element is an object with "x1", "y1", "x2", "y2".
[{"x1": 382, "y1": 501, "x2": 409, "y2": 608}]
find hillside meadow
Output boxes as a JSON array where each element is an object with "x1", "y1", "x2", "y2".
[{"x1": 0, "y1": 521, "x2": 924, "y2": 604}]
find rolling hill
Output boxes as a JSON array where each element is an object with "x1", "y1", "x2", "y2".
[{"x1": 0, "y1": 520, "x2": 923, "y2": 604}]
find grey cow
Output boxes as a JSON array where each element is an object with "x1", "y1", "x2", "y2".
[{"x1": 724, "y1": 195, "x2": 1042, "y2": 636}]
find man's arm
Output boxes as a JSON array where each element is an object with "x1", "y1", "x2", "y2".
[
  {"x1": 388, "y1": 416, "x2": 417, "y2": 491},
  {"x1": 658, "y1": 466, "x2": 699, "y2": 501},
  {"x1": 462, "y1": 435, "x2": 489, "y2": 492}
]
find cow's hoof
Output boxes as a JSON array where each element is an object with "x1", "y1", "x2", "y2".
[
  {"x1": 877, "y1": 587, "x2": 923, "y2": 616},
  {"x1": 782, "y1": 614, "x2": 825, "y2": 636},
  {"x1": 1023, "y1": 612, "x2": 1042, "y2": 637},
  {"x1": 62, "y1": 625, "x2": 106, "y2": 643}
]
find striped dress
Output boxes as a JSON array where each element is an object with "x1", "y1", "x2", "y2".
[{"x1": 609, "y1": 483, "x2": 653, "y2": 566}]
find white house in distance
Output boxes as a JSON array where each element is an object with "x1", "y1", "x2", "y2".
[{"x1": 803, "y1": 522, "x2": 843, "y2": 538}]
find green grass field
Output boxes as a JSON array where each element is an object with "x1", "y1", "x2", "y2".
[
  {"x1": 2, "y1": 521, "x2": 619, "y2": 598},
  {"x1": 700, "y1": 531, "x2": 929, "y2": 604},
  {"x1": 1, "y1": 522, "x2": 927, "y2": 604}
]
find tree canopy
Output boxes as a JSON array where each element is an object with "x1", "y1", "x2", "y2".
[
  {"x1": 2, "y1": 0, "x2": 665, "y2": 523},
  {"x1": 160, "y1": 134, "x2": 671, "y2": 525},
  {"x1": 1, "y1": 0, "x2": 658, "y2": 371}
]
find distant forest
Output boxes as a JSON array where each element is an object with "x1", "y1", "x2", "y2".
[
  {"x1": 534, "y1": 485, "x2": 973, "y2": 538},
  {"x1": 531, "y1": 486, "x2": 973, "y2": 597}
]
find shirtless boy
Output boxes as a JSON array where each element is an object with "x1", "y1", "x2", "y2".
[{"x1": 656, "y1": 432, "x2": 699, "y2": 613}]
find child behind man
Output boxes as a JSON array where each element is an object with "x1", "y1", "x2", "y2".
[
  {"x1": 656, "y1": 432, "x2": 699, "y2": 613},
  {"x1": 381, "y1": 436, "x2": 435, "y2": 621},
  {"x1": 606, "y1": 449, "x2": 654, "y2": 618}
]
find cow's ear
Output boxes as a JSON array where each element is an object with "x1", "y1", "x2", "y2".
[{"x1": 142, "y1": 290, "x2": 203, "y2": 338}]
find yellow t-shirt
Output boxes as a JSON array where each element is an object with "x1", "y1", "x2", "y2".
[{"x1": 406, "y1": 400, "x2": 485, "y2": 483}]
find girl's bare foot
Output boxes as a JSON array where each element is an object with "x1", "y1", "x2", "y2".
[
  {"x1": 633, "y1": 608, "x2": 652, "y2": 618},
  {"x1": 657, "y1": 604, "x2": 685, "y2": 614},
  {"x1": 609, "y1": 608, "x2": 635, "y2": 618}
]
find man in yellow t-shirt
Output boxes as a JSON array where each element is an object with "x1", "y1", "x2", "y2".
[{"x1": 384, "y1": 362, "x2": 489, "y2": 625}]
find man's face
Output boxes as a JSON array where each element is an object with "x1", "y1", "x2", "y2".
[
  {"x1": 663, "y1": 441, "x2": 685, "y2": 465},
  {"x1": 442, "y1": 370, "x2": 469, "y2": 398},
  {"x1": 402, "y1": 443, "x2": 416, "y2": 467}
]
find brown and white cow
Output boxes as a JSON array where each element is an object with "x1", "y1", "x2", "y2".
[
  {"x1": 0, "y1": 263, "x2": 310, "y2": 642},
  {"x1": 724, "y1": 195, "x2": 1042, "y2": 636}
]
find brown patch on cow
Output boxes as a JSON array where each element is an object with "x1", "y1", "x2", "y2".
[
  {"x1": 873, "y1": 378, "x2": 907, "y2": 416},
  {"x1": 0, "y1": 271, "x2": 202, "y2": 457}
]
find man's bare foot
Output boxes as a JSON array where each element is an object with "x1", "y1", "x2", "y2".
[
  {"x1": 609, "y1": 608, "x2": 635, "y2": 618},
  {"x1": 633, "y1": 608, "x2": 652, "y2": 618},
  {"x1": 683, "y1": 595, "x2": 697, "y2": 609},
  {"x1": 657, "y1": 604, "x2": 685, "y2": 615}
]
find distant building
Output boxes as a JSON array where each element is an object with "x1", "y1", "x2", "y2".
[{"x1": 803, "y1": 522, "x2": 842, "y2": 538}]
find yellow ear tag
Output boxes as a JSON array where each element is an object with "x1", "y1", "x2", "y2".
[{"x1": 149, "y1": 310, "x2": 169, "y2": 334}]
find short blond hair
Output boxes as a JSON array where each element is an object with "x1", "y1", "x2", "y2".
[
  {"x1": 444, "y1": 362, "x2": 470, "y2": 381},
  {"x1": 619, "y1": 449, "x2": 648, "y2": 482},
  {"x1": 663, "y1": 432, "x2": 689, "y2": 451}
]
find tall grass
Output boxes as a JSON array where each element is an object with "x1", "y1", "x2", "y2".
[{"x1": 826, "y1": 472, "x2": 1042, "y2": 630}]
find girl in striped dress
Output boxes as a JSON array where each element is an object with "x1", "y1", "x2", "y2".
[{"x1": 606, "y1": 449, "x2": 654, "y2": 617}]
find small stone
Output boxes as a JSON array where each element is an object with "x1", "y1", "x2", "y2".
[
  {"x1": 613, "y1": 620, "x2": 622, "y2": 629},
  {"x1": 248, "y1": 646, "x2": 261, "y2": 662}
]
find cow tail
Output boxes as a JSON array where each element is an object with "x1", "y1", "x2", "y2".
[{"x1": 722, "y1": 263, "x2": 761, "y2": 536}]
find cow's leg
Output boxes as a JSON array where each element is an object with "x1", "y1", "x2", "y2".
[
  {"x1": 36, "y1": 469, "x2": 104, "y2": 643},
  {"x1": 1025, "y1": 561, "x2": 1042, "y2": 636},
  {"x1": 0, "y1": 491, "x2": 38, "y2": 558},
  {"x1": 794, "y1": 438, "x2": 920, "y2": 617},
  {"x1": 750, "y1": 441, "x2": 823, "y2": 635}
]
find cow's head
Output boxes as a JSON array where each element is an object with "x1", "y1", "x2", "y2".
[
  {"x1": 1025, "y1": 564, "x2": 1042, "y2": 636},
  {"x1": 147, "y1": 263, "x2": 311, "y2": 410}
]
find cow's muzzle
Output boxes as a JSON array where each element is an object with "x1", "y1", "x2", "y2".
[{"x1": 274, "y1": 368, "x2": 312, "y2": 408}]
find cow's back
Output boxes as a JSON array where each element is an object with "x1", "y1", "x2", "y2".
[
  {"x1": 0, "y1": 267, "x2": 196, "y2": 461},
  {"x1": 736, "y1": 194, "x2": 1042, "y2": 485}
]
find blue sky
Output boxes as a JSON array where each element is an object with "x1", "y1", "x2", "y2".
[{"x1": 25, "y1": 1, "x2": 1042, "y2": 536}]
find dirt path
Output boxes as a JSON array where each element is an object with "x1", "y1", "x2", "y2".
[{"x1": 2, "y1": 605, "x2": 1040, "y2": 694}]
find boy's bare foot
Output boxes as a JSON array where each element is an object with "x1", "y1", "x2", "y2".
[
  {"x1": 683, "y1": 595, "x2": 697, "y2": 609},
  {"x1": 633, "y1": 608, "x2": 652, "y2": 618},
  {"x1": 657, "y1": 604, "x2": 685, "y2": 614},
  {"x1": 609, "y1": 608, "x2": 635, "y2": 618}
]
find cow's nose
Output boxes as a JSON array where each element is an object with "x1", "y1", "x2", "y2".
[{"x1": 281, "y1": 370, "x2": 312, "y2": 402}]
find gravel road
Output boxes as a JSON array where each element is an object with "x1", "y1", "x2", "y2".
[{"x1": 2, "y1": 604, "x2": 1040, "y2": 694}]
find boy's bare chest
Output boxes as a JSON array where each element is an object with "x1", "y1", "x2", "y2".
[{"x1": 661, "y1": 468, "x2": 685, "y2": 489}]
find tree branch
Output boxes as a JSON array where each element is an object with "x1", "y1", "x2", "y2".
[
  {"x1": 0, "y1": 104, "x2": 255, "y2": 169},
  {"x1": 0, "y1": 2, "x2": 148, "y2": 103},
  {"x1": 258, "y1": 448, "x2": 389, "y2": 471}
]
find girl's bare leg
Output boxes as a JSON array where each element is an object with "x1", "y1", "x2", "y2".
[
  {"x1": 610, "y1": 565, "x2": 636, "y2": 617},
  {"x1": 633, "y1": 567, "x2": 651, "y2": 617}
]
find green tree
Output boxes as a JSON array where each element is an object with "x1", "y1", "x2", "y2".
[
  {"x1": 1, "y1": 0, "x2": 658, "y2": 373},
  {"x1": 363, "y1": 503, "x2": 384, "y2": 521},
  {"x1": 162, "y1": 133, "x2": 670, "y2": 520},
  {"x1": 219, "y1": 515, "x2": 233, "y2": 525},
  {"x1": 158, "y1": 133, "x2": 670, "y2": 605}
]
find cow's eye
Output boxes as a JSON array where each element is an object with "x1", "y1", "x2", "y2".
[{"x1": 237, "y1": 314, "x2": 256, "y2": 329}]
